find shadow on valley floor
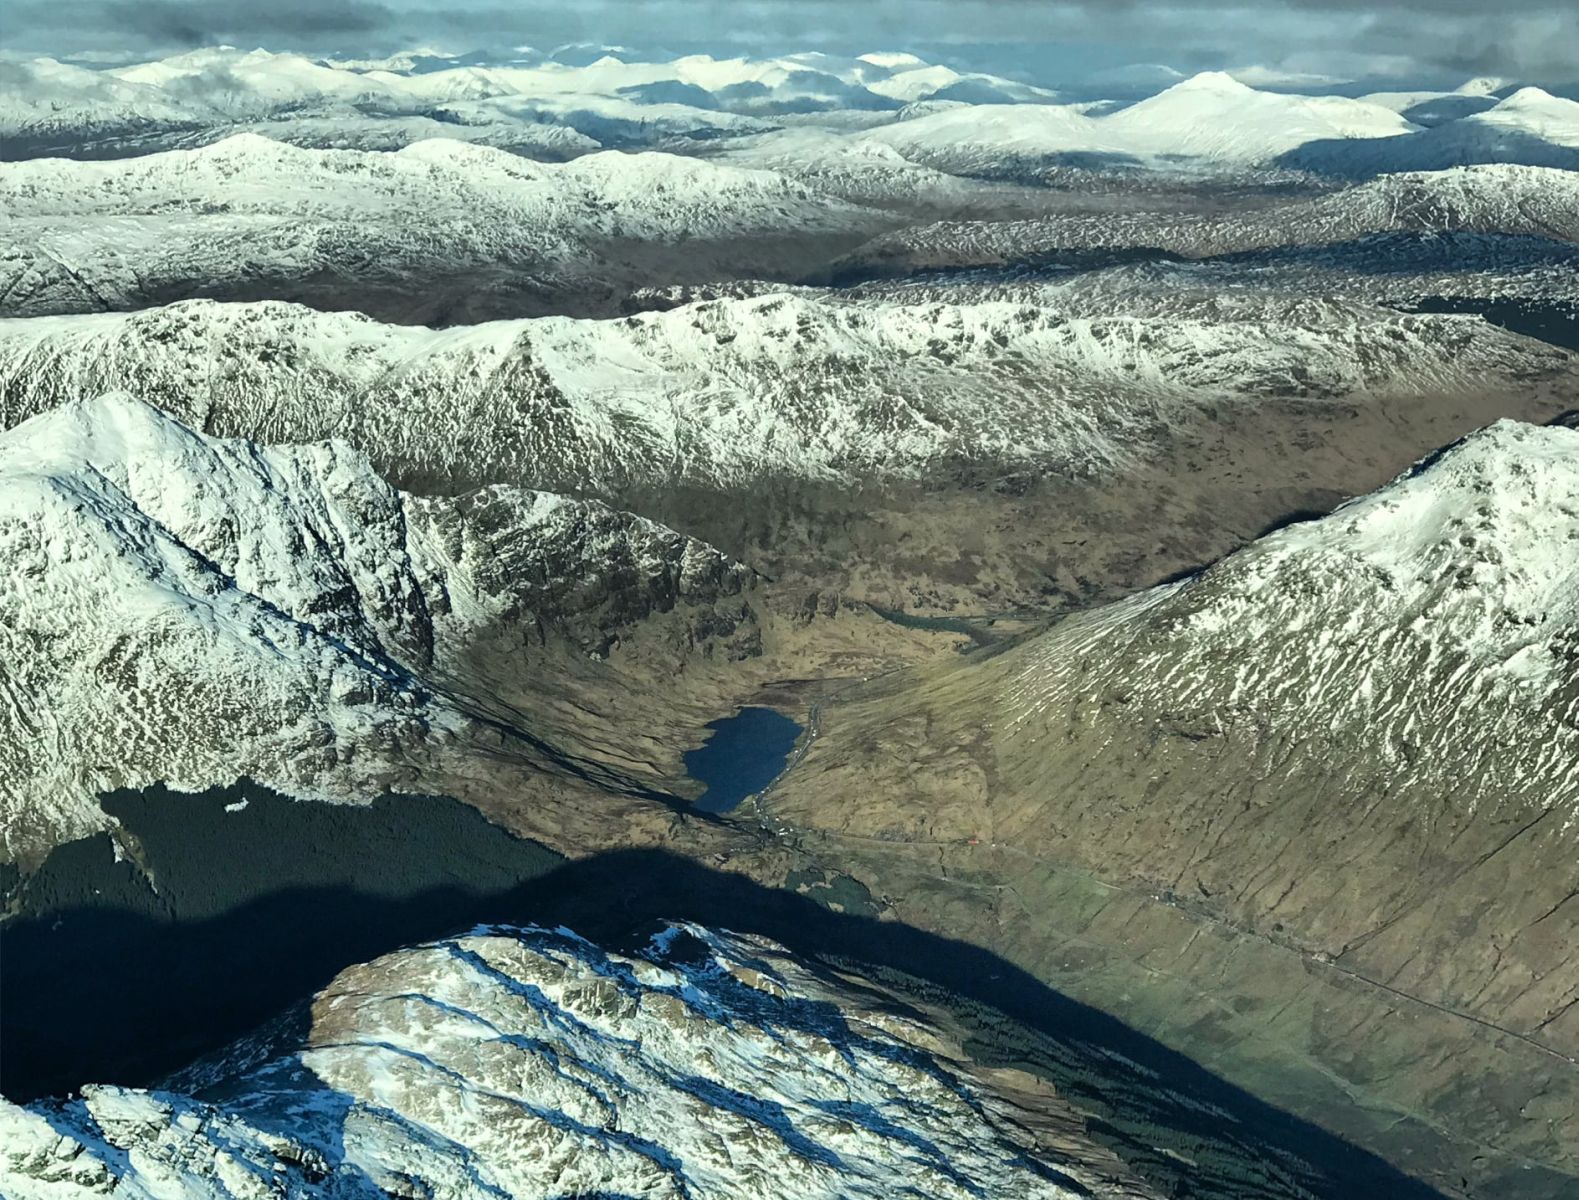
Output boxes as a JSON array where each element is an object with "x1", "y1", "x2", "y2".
[
  {"x1": 0, "y1": 784, "x2": 1452, "y2": 1200},
  {"x1": 819, "y1": 244, "x2": 1186, "y2": 289}
]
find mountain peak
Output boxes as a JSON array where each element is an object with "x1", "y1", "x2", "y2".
[
  {"x1": 3, "y1": 922, "x2": 1151, "y2": 1200},
  {"x1": 1455, "y1": 75, "x2": 1513, "y2": 96},
  {"x1": 1, "y1": 391, "x2": 188, "y2": 472},
  {"x1": 1168, "y1": 70, "x2": 1256, "y2": 95},
  {"x1": 190, "y1": 130, "x2": 294, "y2": 158},
  {"x1": 859, "y1": 51, "x2": 930, "y2": 69},
  {"x1": 1494, "y1": 85, "x2": 1563, "y2": 109}
]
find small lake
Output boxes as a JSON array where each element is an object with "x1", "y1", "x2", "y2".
[{"x1": 684, "y1": 706, "x2": 803, "y2": 814}]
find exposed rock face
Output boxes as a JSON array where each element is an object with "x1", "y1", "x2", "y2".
[
  {"x1": 0, "y1": 394, "x2": 758, "y2": 864},
  {"x1": 0, "y1": 922, "x2": 1160, "y2": 1200},
  {"x1": 769, "y1": 420, "x2": 1579, "y2": 1197}
]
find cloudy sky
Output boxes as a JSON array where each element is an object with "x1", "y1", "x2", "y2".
[{"x1": 4, "y1": 0, "x2": 1577, "y2": 87}]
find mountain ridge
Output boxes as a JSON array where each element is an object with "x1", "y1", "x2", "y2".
[
  {"x1": 0, "y1": 393, "x2": 760, "y2": 864},
  {"x1": 765, "y1": 415, "x2": 1579, "y2": 1193},
  {"x1": 1, "y1": 921, "x2": 1158, "y2": 1200}
]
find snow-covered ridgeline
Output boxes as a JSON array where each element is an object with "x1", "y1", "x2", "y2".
[
  {"x1": 0, "y1": 135, "x2": 894, "y2": 320},
  {"x1": 0, "y1": 134, "x2": 861, "y2": 227},
  {"x1": 1282, "y1": 87, "x2": 1579, "y2": 174},
  {"x1": 868, "y1": 78, "x2": 1579, "y2": 173},
  {"x1": 2, "y1": 293, "x2": 1564, "y2": 496},
  {"x1": 0, "y1": 395, "x2": 753, "y2": 862},
  {"x1": 4, "y1": 48, "x2": 1575, "y2": 178},
  {"x1": 835, "y1": 165, "x2": 1579, "y2": 277},
  {"x1": 1003, "y1": 419, "x2": 1579, "y2": 815},
  {"x1": 0, "y1": 922, "x2": 1149, "y2": 1200},
  {"x1": 0, "y1": 46, "x2": 1058, "y2": 143}
]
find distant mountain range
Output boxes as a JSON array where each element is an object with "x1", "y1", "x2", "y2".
[
  {"x1": 833, "y1": 163, "x2": 1579, "y2": 274},
  {"x1": 3, "y1": 48, "x2": 1576, "y2": 177},
  {"x1": 0, "y1": 136, "x2": 895, "y2": 320}
]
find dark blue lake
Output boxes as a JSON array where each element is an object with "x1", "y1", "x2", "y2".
[{"x1": 684, "y1": 706, "x2": 803, "y2": 814}]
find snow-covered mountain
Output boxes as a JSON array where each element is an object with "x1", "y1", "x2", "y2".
[
  {"x1": 0, "y1": 394, "x2": 758, "y2": 863},
  {"x1": 708, "y1": 126, "x2": 993, "y2": 207},
  {"x1": 2, "y1": 294, "x2": 1568, "y2": 501},
  {"x1": 834, "y1": 164, "x2": 1579, "y2": 279},
  {"x1": 0, "y1": 58, "x2": 215, "y2": 156},
  {"x1": 112, "y1": 47, "x2": 404, "y2": 114},
  {"x1": 865, "y1": 99, "x2": 1113, "y2": 170},
  {"x1": 1359, "y1": 88, "x2": 1499, "y2": 128},
  {"x1": 763, "y1": 417, "x2": 1579, "y2": 1197},
  {"x1": 7, "y1": 46, "x2": 1573, "y2": 184},
  {"x1": 0, "y1": 135, "x2": 893, "y2": 320},
  {"x1": 1282, "y1": 86, "x2": 1579, "y2": 175},
  {"x1": 778, "y1": 416, "x2": 1579, "y2": 1040},
  {"x1": 1005, "y1": 417, "x2": 1579, "y2": 821},
  {"x1": 1473, "y1": 86, "x2": 1579, "y2": 146},
  {"x1": 865, "y1": 72, "x2": 1416, "y2": 172},
  {"x1": 0, "y1": 921, "x2": 1157, "y2": 1200},
  {"x1": 0, "y1": 48, "x2": 1059, "y2": 161},
  {"x1": 1100, "y1": 72, "x2": 1415, "y2": 159}
]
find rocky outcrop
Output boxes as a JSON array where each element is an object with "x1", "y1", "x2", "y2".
[{"x1": 0, "y1": 922, "x2": 1160, "y2": 1200}]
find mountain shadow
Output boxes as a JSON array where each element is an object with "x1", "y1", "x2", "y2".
[
  {"x1": 0, "y1": 782, "x2": 1459, "y2": 1200},
  {"x1": 1276, "y1": 127, "x2": 1579, "y2": 178}
]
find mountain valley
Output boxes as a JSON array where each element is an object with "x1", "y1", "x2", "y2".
[{"x1": 1, "y1": 35, "x2": 1576, "y2": 1200}]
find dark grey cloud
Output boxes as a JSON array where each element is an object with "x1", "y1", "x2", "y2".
[
  {"x1": 2, "y1": 0, "x2": 1575, "y2": 85},
  {"x1": 5, "y1": 0, "x2": 392, "y2": 50}
]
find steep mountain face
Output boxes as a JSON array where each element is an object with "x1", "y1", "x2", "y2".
[
  {"x1": 0, "y1": 136, "x2": 895, "y2": 321},
  {"x1": 768, "y1": 419, "x2": 1579, "y2": 1196},
  {"x1": 0, "y1": 395, "x2": 758, "y2": 864},
  {"x1": 5, "y1": 294, "x2": 1568, "y2": 493},
  {"x1": 1, "y1": 921, "x2": 1158, "y2": 1200}
]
